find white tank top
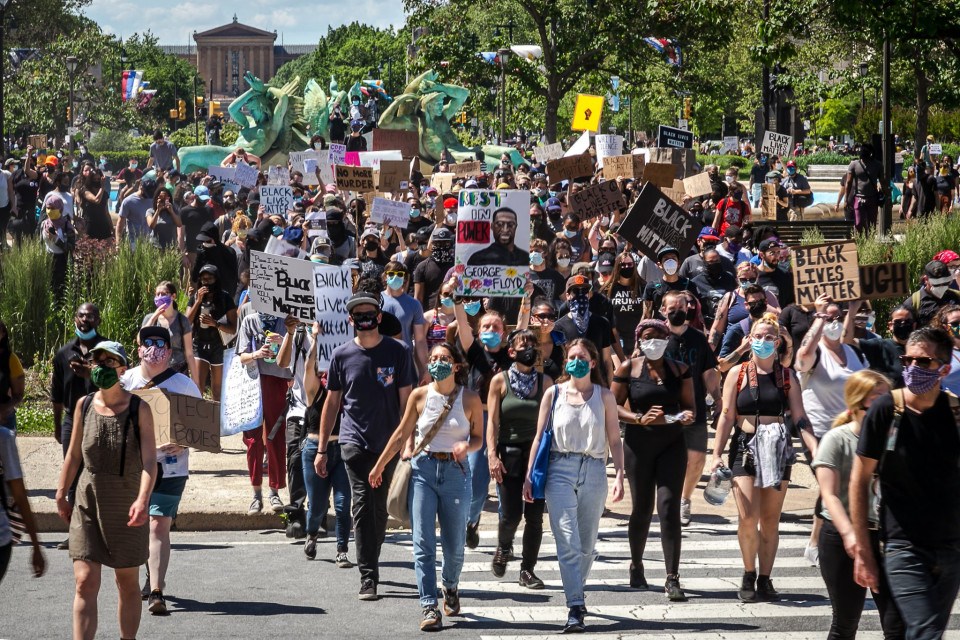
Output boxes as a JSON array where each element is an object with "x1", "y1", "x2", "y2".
[
  {"x1": 415, "y1": 385, "x2": 470, "y2": 453},
  {"x1": 801, "y1": 343, "x2": 865, "y2": 437},
  {"x1": 550, "y1": 383, "x2": 607, "y2": 459}
]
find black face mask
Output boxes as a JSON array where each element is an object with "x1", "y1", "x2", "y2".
[
  {"x1": 705, "y1": 262, "x2": 723, "y2": 277},
  {"x1": 747, "y1": 301, "x2": 767, "y2": 318},
  {"x1": 352, "y1": 312, "x2": 379, "y2": 331},
  {"x1": 364, "y1": 241, "x2": 379, "y2": 251},
  {"x1": 619, "y1": 265, "x2": 635, "y2": 278},
  {"x1": 514, "y1": 347, "x2": 538, "y2": 366},
  {"x1": 892, "y1": 321, "x2": 914, "y2": 341},
  {"x1": 666, "y1": 309, "x2": 687, "y2": 327}
]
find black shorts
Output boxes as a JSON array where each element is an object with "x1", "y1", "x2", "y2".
[
  {"x1": 682, "y1": 423, "x2": 708, "y2": 453},
  {"x1": 728, "y1": 429, "x2": 792, "y2": 482},
  {"x1": 194, "y1": 340, "x2": 225, "y2": 365}
]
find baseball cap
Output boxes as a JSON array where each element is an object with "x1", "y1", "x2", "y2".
[
  {"x1": 431, "y1": 227, "x2": 454, "y2": 242},
  {"x1": 91, "y1": 341, "x2": 128, "y2": 366},
  {"x1": 283, "y1": 226, "x2": 304, "y2": 245},
  {"x1": 346, "y1": 292, "x2": 381, "y2": 313},
  {"x1": 565, "y1": 274, "x2": 591, "y2": 292},
  {"x1": 138, "y1": 325, "x2": 171, "y2": 344},
  {"x1": 545, "y1": 197, "x2": 562, "y2": 212},
  {"x1": 765, "y1": 170, "x2": 782, "y2": 180},
  {"x1": 596, "y1": 252, "x2": 615, "y2": 274},
  {"x1": 360, "y1": 228, "x2": 380, "y2": 241},
  {"x1": 925, "y1": 260, "x2": 950, "y2": 279},
  {"x1": 657, "y1": 246, "x2": 679, "y2": 261},
  {"x1": 44, "y1": 156, "x2": 59, "y2": 168},
  {"x1": 785, "y1": 160, "x2": 797, "y2": 168},
  {"x1": 194, "y1": 185, "x2": 211, "y2": 201},
  {"x1": 443, "y1": 197, "x2": 458, "y2": 209},
  {"x1": 198, "y1": 264, "x2": 219, "y2": 277},
  {"x1": 424, "y1": 187, "x2": 438, "y2": 196},
  {"x1": 464, "y1": 179, "x2": 479, "y2": 188},
  {"x1": 758, "y1": 238, "x2": 784, "y2": 252},
  {"x1": 3, "y1": 158, "x2": 17, "y2": 168},
  {"x1": 698, "y1": 226, "x2": 720, "y2": 242}
]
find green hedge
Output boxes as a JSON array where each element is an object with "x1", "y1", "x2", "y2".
[{"x1": 99, "y1": 150, "x2": 150, "y2": 173}]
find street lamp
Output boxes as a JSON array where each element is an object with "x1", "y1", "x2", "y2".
[
  {"x1": 66, "y1": 55, "x2": 79, "y2": 149},
  {"x1": 859, "y1": 62, "x2": 868, "y2": 110},
  {"x1": 0, "y1": 0, "x2": 10, "y2": 155}
]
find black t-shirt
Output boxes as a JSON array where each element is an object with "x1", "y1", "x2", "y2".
[
  {"x1": 180, "y1": 205, "x2": 210, "y2": 253},
  {"x1": 757, "y1": 268, "x2": 795, "y2": 307},
  {"x1": 858, "y1": 392, "x2": 960, "y2": 545},
  {"x1": 902, "y1": 288, "x2": 960, "y2": 328},
  {"x1": 859, "y1": 337, "x2": 905, "y2": 388},
  {"x1": 665, "y1": 327, "x2": 718, "y2": 424},
  {"x1": 749, "y1": 164, "x2": 768, "y2": 186},
  {"x1": 358, "y1": 253, "x2": 389, "y2": 281},
  {"x1": 607, "y1": 282, "x2": 644, "y2": 354},
  {"x1": 529, "y1": 268, "x2": 566, "y2": 303},
  {"x1": 691, "y1": 272, "x2": 737, "y2": 327},
  {"x1": 467, "y1": 341, "x2": 513, "y2": 401},
  {"x1": 12, "y1": 169, "x2": 39, "y2": 217},
  {"x1": 779, "y1": 304, "x2": 813, "y2": 366},
  {"x1": 413, "y1": 258, "x2": 453, "y2": 310},
  {"x1": 188, "y1": 289, "x2": 237, "y2": 344},
  {"x1": 554, "y1": 314, "x2": 613, "y2": 352}
]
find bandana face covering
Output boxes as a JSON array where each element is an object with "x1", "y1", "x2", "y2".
[
  {"x1": 428, "y1": 361, "x2": 453, "y2": 381},
  {"x1": 432, "y1": 246, "x2": 454, "y2": 264},
  {"x1": 139, "y1": 345, "x2": 167, "y2": 365},
  {"x1": 508, "y1": 364, "x2": 537, "y2": 399},
  {"x1": 569, "y1": 294, "x2": 591, "y2": 334}
]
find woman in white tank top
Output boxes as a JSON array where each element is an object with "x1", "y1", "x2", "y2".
[{"x1": 370, "y1": 343, "x2": 483, "y2": 632}]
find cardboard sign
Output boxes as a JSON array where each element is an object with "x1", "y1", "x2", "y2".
[
  {"x1": 370, "y1": 197, "x2": 410, "y2": 229},
  {"x1": 449, "y1": 161, "x2": 482, "y2": 178},
  {"x1": 313, "y1": 264, "x2": 353, "y2": 369},
  {"x1": 648, "y1": 147, "x2": 696, "y2": 178},
  {"x1": 656, "y1": 124, "x2": 694, "y2": 149},
  {"x1": 546, "y1": 154, "x2": 594, "y2": 184},
  {"x1": 617, "y1": 182, "x2": 703, "y2": 263},
  {"x1": 328, "y1": 143, "x2": 347, "y2": 165},
  {"x1": 335, "y1": 165, "x2": 375, "y2": 192},
  {"x1": 792, "y1": 242, "x2": 861, "y2": 306},
  {"x1": 722, "y1": 136, "x2": 739, "y2": 154},
  {"x1": 207, "y1": 166, "x2": 239, "y2": 194},
  {"x1": 430, "y1": 172, "x2": 455, "y2": 194},
  {"x1": 571, "y1": 94, "x2": 605, "y2": 133},
  {"x1": 377, "y1": 160, "x2": 410, "y2": 191},
  {"x1": 290, "y1": 150, "x2": 333, "y2": 185},
  {"x1": 353, "y1": 150, "x2": 403, "y2": 170},
  {"x1": 219, "y1": 348, "x2": 262, "y2": 436},
  {"x1": 259, "y1": 185, "x2": 295, "y2": 215},
  {"x1": 602, "y1": 154, "x2": 645, "y2": 180},
  {"x1": 305, "y1": 210, "x2": 327, "y2": 240},
  {"x1": 930, "y1": 144, "x2": 943, "y2": 156},
  {"x1": 267, "y1": 165, "x2": 290, "y2": 186},
  {"x1": 859, "y1": 262, "x2": 910, "y2": 300},
  {"x1": 594, "y1": 134, "x2": 624, "y2": 168},
  {"x1": 643, "y1": 162, "x2": 676, "y2": 188},
  {"x1": 682, "y1": 172, "x2": 713, "y2": 198},
  {"x1": 570, "y1": 180, "x2": 627, "y2": 219},
  {"x1": 27, "y1": 134, "x2": 46, "y2": 149},
  {"x1": 371, "y1": 129, "x2": 419, "y2": 158},
  {"x1": 534, "y1": 142, "x2": 564, "y2": 163},
  {"x1": 761, "y1": 183, "x2": 779, "y2": 218},
  {"x1": 760, "y1": 131, "x2": 793, "y2": 157},
  {"x1": 234, "y1": 160, "x2": 259, "y2": 189},
  {"x1": 249, "y1": 251, "x2": 318, "y2": 321},
  {"x1": 133, "y1": 388, "x2": 221, "y2": 453},
  {"x1": 455, "y1": 189, "x2": 530, "y2": 297}
]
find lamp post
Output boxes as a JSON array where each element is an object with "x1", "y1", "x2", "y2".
[
  {"x1": 66, "y1": 55, "x2": 78, "y2": 150},
  {"x1": 0, "y1": 0, "x2": 9, "y2": 155},
  {"x1": 859, "y1": 62, "x2": 868, "y2": 111}
]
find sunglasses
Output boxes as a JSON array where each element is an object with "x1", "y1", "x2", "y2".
[
  {"x1": 142, "y1": 338, "x2": 168, "y2": 349},
  {"x1": 533, "y1": 313, "x2": 557, "y2": 321},
  {"x1": 384, "y1": 271, "x2": 407, "y2": 279},
  {"x1": 900, "y1": 355, "x2": 942, "y2": 368}
]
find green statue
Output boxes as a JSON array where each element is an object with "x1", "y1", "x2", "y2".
[
  {"x1": 302, "y1": 76, "x2": 353, "y2": 141},
  {"x1": 378, "y1": 70, "x2": 525, "y2": 168}
]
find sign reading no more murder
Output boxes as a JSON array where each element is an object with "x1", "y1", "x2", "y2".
[
  {"x1": 792, "y1": 241, "x2": 861, "y2": 306},
  {"x1": 334, "y1": 165, "x2": 376, "y2": 192},
  {"x1": 570, "y1": 180, "x2": 627, "y2": 220},
  {"x1": 617, "y1": 181, "x2": 703, "y2": 263}
]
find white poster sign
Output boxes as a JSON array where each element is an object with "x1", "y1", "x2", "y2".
[
  {"x1": 219, "y1": 348, "x2": 262, "y2": 436},
  {"x1": 249, "y1": 251, "x2": 318, "y2": 321},
  {"x1": 259, "y1": 185, "x2": 295, "y2": 215},
  {"x1": 312, "y1": 264, "x2": 353, "y2": 370},
  {"x1": 234, "y1": 160, "x2": 259, "y2": 189},
  {"x1": 595, "y1": 134, "x2": 624, "y2": 169},
  {"x1": 370, "y1": 197, "x2": 410, "y2": 229},
  {"x1": 760, "y1": 131, "x2": 793, "y2": 157},
  {"x1": 454, "y1": 190, "x2": 530, "y2": 298}
]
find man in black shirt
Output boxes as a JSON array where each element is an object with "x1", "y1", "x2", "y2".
[
  {"x1": 642, "y1": 246, "x2": 700, "y2": 321},
  {"x1": 413, "y1": 227, "x2": 455, "y2": 310},
  {"x1": 756, "y1": 238, "x2": 795, "y2": 307},
  {"x1": 902, "y1": 260, "x2": 960, "y2": 328},
  {"x1": 851, "y1": 327, "x2": 960, "y2": 639},
  {"x1": 691, "y1": 248, "x2": 737, "y2": 328},
  {"x1": 553, "y1": 274, "x2": 614, "y2": 383}
]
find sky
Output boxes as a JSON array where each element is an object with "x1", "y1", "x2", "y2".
[{"x1": 83, "y1": 0, "x2": 408, "y2": 45}]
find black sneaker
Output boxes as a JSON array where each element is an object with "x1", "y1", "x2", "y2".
[
  {"x1": 335, "y1": 552, "x2": 353, "y2": 568},
  {"x1": 147, "y1": 590, "x2": 167, "y2": 615},
  {"x1": 738, "y1": 570, "x2": 757, "y2": 603},
  {"x1": 442, "y1": 587, "x2": 460, "y2": 616},
  {"x1": 286, "y1": 520, "x2": 305, "y2": 539},
  {"x1": 304, "y1": 535, "x2": 318, "y2": 560},
  {"x1": 465, "y1": 522, "x2": 480, "y2": 550},
  {"x1": 756, "y1": 575, "x2": 780, "y2": 602},
  {"x1": 629, "y1": 563, "x2": 648, "y2": 589},
  {"x1": 519, "y1": 570, "x2": 545, "y2": 590},
  {"x1": 420, "y1": 606, "x2": 442, "y2": 632},
  {"x1": 57, "y1": 539, "x2": 69, "y2": 551},
  {"x1": 358, "y1": 579, "x2": 378, "y2": 601},
  {"x1": 665, "y1": 574, "x2": 687, "y2": 602},
  {"x1": 504, "y1": 547, "x2": 515, "y2": 562},
  {"x1": 562, "y1": 605, "x2": 585, "y2": 633},
  {"x1": 491, "y1": 546, "x2": 508, "y2": 578}
]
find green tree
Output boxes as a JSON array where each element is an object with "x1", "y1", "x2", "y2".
[{"x1": 817, "y1": 98, "x2": 857, "y2": 139}]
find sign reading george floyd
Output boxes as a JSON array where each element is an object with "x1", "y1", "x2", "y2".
[
  {"x1": 859, "y1": 262, "x2": 910, "y2": 300},
  {"x1": 617, "y1": 181, "x2": 703, "y2": 263},
  {"x1": 133, "y1": 388, "x2": 221, "y2": 453},
  {"x1": 334, "y1": 165, "x2": 376, "y2": 192},
  {"x1": 656, "y1": 124, "x2": 694, "y2": 149},
  {"x1": 546, "y1": 154, "x2": 594, "y2": 184},
  {"x1": 792, "y1": 241, "x2": 861, "y2": 306},
  {"x1": 570, "y1": 180, "x2": 627, "y2": 220},
  {"x1": 454, "y1": 189, "x2": 531, "y2": 297}
]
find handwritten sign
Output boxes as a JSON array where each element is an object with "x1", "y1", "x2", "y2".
[
  {"x1": 570, "y1": 180, "x2": 627, "y2": 219},
  {"x1": 859, "y1": 262, "x2": 910, "y2": 300},
  {"x1": 267, "y1": 165, "x2": 290, "y2": 186},
  {"x1": 371, "y1": 129, "x2": 419, "y2": 158},
  {"x1": 377, "y1": 160, "x2": 409, "y2": 191},
  {"x1": 249, "y1": 251, "x2": 318, "y2": 321},
  {"x1": 455, "y1": 189, "x2": 530, "y2": 297},
  {"x1": 602, "y1": 154, "x2": 645, "y2": 180},
  {"x1": 643, "y1": 162, "x2": 676, "y2": 188},
  {"x1": 219, "y1": 348, "x2": 262, "y2": 436},
  {"x1": 291, "y1": 150, "x2": 332, "y2": 185},
  {"x1": 371, "y1": 197, "x2": 410, "y2": 229},
  {"x1": 313, "y1": 264, "x2": 353, "y2": 369},
  {"x1": 305, "y1": 210, "x2": 327, "y2": 240},
  {"x1": 234, "y1": 160, "x2": 259, "y2": 189},
  {"x1": 534, "y1": 142, "x2": 563, "y2": 163},
  {"x1": 618, "y1": 182, "x2": 703, "y2": 263},
  {"x1": 930, "y1": 143, "x2": 943, "y2": 156},
  {"x1": 761, "y1": 183, "x2": 779, "y2": 218},
  {"x1": 656, "y1": 124, "x2": 694, "y2": 149},
  {"x1": 546, "y1": 154, "x2": 594, "y2": 184},
  {"x1": 682, "y1": 172, "x2": 713, "y2": 198},
  {"x1": 449, "y1": 161, "x2": 482, "y2": 178},
  {"x1": 430, "y1": 172, "x2": 455, "y2": 194},
  {"x1": 259, "y1": 185, "x2": 295, "y2": 215},
  {"x1": 328, "y1": 143, "x2": 347, "y2": 165},
  {"x1": 760, "y1": 131, "x2": 793, "y2": 157},
  {"x1": 207, "y1": 166, "x2": 239, "y2": 193},
  {"x1": 352, "y1": 150, "x2": 403, "y2": 170},
  {"x1": 792, "y1": 241, "x2": 861, "y2": 306},
  {"x1": 722, "y1": 136, "x2": 739, "y2": 154},
  {"x1": 594, "y1": 134, "x2": 624, "y2": 169},
  {"x1": 335, "y1": 165, "x2": 375, "y2": 192},
  {"x1": 134, "y1": 388, "x2": 220, "y2": 453}
]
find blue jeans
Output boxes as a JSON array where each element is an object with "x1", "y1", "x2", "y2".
[
  {"x1": 410, "y1": 453, "x2": 471, "y2": 608},
  {"x1": 301, "y1": 438, "x2": 352, "y2": 551},
  {"x1": 0, "y1": 410, "x2": 15, "y2": 432},
  {"x1": 884, "y1": 539, "x2": 960, "y2": 640},
  {"x1": 545, "y1": 453, "x2": 608, "y2": 607},
  {"x1": 466, "y1": 410, "x2": 489, "y2": 526}
]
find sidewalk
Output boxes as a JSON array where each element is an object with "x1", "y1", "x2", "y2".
[{"x1": 16, "y1": 434, "x2": 820, "y2": 532}]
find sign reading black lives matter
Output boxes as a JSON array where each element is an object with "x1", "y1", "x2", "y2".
[
  {"x1": 312, "y1": 263, "x2": 352, "y2": 369},
  {"x1": 656, "y1": 124, "x2": 695, "y2": 149},
  {"x1": 454, "y1": 190, "x2": 530, "y2": 297},
  {"x1": 760, "y1": 131, "x2": 794, "y2": 157},
  {"x1": 570, "y1": 180, "x2": 627, "y2": 220},
  {"x1": 617, "y1": 182, "x2": 703, "y2": 262},
  {"x1": 792, "y1": 241, "x2": 861, "y2": 306},
  {"x1": 249, "y1": 252, "x2": 319, "y2": 321}
]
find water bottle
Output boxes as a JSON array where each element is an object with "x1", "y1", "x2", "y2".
[
  {"x1": 703, "y1": 465, "x2": 733, "y2": 506},
  {"x1": 264, "y1": 331, "x2": 279, "y2": 364}
]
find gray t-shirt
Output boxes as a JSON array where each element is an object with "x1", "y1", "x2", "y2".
[
  {"x1": 150, "y1": 140, "x2": 178, "y2": 171},
  {"x1": 811, "y1": 423, "x2": 878, "y2": 524},
  {"x1": 0, "y1": 427, "x2": 24, "y2": 546},
  {"x1": 236, "y1": 314, "x2": 293, "y2": 380},
  {"x1": 381, "y1": 293, "x2": 425, "y2": 350},
  {"x1": 118, "y1": 193, "x2": 152, "y2": 244}
]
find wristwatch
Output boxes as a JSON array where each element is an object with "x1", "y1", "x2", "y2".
[{"x1": 316, "y1": 452, "x2": 328, "y2": 458}]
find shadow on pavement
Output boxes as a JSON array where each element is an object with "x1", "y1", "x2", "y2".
[{"x1": 166, "y1": 596, "x2": 325, "y2": 616}]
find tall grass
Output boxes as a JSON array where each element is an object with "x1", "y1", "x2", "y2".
[{"x1": 0, "y1": 241, "x2": 56, "y2": 366}]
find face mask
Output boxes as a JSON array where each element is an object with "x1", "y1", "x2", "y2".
[
  {"x1": 440, "y1": 296, "x2": 455, "y2": 308},
  {"x1": 75, "y1": 326, "x2": 97, "y2": 341},
  {"x1": 463, "y1": 300, "x2": 482, "y2": 316},
  {"x1": 154, "y1": 295, "x2": 173, "y2": 309},
  {"x1": 138, "y1": 346, "x2": 166, "y2": 365},
  {"x1": 892, "y1": 322, "x2": 914, "y2": 341},
  {"x1": 823, "y1": 320, "x2": 844, "y2": 341},
  {"x1": 47, "y1": 208, "x2": 61, "y2": 221},
  {"x1": 310, "y1": 255, "x2": 329, "y2": 264},
  {"x1": 514, "y1": 347, "x2": 537, "y2": 366},
  {"x1": 99, "y1": 157, "x2": 106, "y2": 164},
  {"x1": 409, "y1": 209, "x2": 421, "y2": 218},
  {"x1": 760, "y1": 156, "x2": 768, "y2": 164},
  {"x1": 548, "y1": 190, "x2": 559, "y2": 198},
  {"x1": 733, "y1": 192, "x2": 743, "y2": 201},
  {"x1": 775, "y1": 162, "x2": 783, "y2": 170},
  {"x1": 751, "y1": 338, "x2": 776, "y2": 359},
  {"x1": 640, "y1": 338, "x2": 669, "y2": 360},
  {"x1": 705, "y1": 262, "x2": 723, "y2": 277},
  {"x1": 666, "y1": 309, "x2": 687, "y2": 327},
  {"x1": 479, "y1": 331, "x2": 502, "y2": 349},
  {"x1": 565, "y1": 358, "x2": 590, "y2": 379},
  {"x1": 445, "y1": 213, "x2": 457, "y2": 226},
  {"x1": 931, "y1": 284, "x2": 951, "y2": 299},
  {"x1": 777, "y1": 261, "x2": 791, "y2": 273},
  {"x1": 662, "y1": 258, "x2": 678, "y2": 276},
  {"x1": 529, "y1": 252, "x2": 544, "y2": 266},
  {"x1": 739, "y1": 278, "x2": 756, "y2": 289},
  {"x1": 272, "y1": 226, "x2": 283, "y2": 237},
  {"x1": 364, "y1": 241, "x2": 379, "y2": 251},
  {"x1": 619, "y1": 265, "x2": 635, "y2": 277},
  {"x1": 724, "y1": 176, "x2": 734, "y2": 183},
  {"x1": 903, "y1": 364, "x2": 943, "y2": 395},
  {"x1": 747, "y1": 301, "x2": 767, "y2": 318},
  {"x1": 352, "y1": 311, "x2": 379, "y2": 331},
  {"x1": 428, "y1": 361, "x2": 453, "y2": 381},
  {"x1": 130, "y1": 163, "x2": 138, "y2": 169},
  {"x1": 72, "y1": 161, "x2": 79, "y2": 169},
  {"x1": 202, "y1": 241, "x2": 216, "y2": 249},
  {"x1": 556, "y1": 257, "x2": 571, "y2": 269},
  {"x1": 727, "y1": 241, "x2": 741, "y2": 253},
  {"x1": 563, "y1": 228, "x2": 577, "y2": 238},
  {"x1": 386, "y1": 275, "x2": 404, "y2": 291},
  {"x1": 90, "y1": 365, "x2": 120, "y2": 389},
  {"x1": 569, "y1": 294, "x2": 590, "y2": 316},
  {"x1": 432, "y1": 246, "x2": 453, "y2": 263},
  {"x1": 600, "y1": 216, "x2": 610, "y2": 226},
  {"x1": 787, "y1": 168, "x2": 796, "y2": 175}
]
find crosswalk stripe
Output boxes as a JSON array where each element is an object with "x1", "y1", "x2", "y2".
[
  {"x1": 459, "y1": 556, "x2": 817, "y2": 573},
  {"x1": 480, "y1": 633, "x2": 895, "y2": 640},
  {"x1": 470, "y1": 522, "x2": 815, "y2": 538},
  {"x1": 457, "y1": 575, "x2": 829, "y2": 593},
  {"x1": 452, "y1": 537, "x2": 811, "y2": 555}
]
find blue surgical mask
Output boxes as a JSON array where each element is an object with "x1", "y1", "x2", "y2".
[
  {"x1": 563, "y1": 228, "x2": 577, "y2": 238},
  {"x1": 386, "y1": 275, "x2": 404, "y2": 291},
  {"x1": 549, "y1": 190, "x2": 559, "y2": 198},
  {"x1": 479, "y1": 331, "x2": 502, "y2": 349},
  {"x1": 565, "y1": 358, "x2": 590, "y2": 379},
  {"x1": 530, "y1": 251, "x2": 544, "y2": 266},
  {"x1": 464, "y1": 300, "x2": 482, "y2": 316},
  {"x1": 75, "y1": 326, "x2": 97, "y2": 341},
  {"x1": 272, "y1": 226, "x2": 283, "y2": 237},
  {"x1": 409, "y1": 209, "x2": 421, "y2": 218},
  {"x1": 751, "y1": 338, "x2": 776, "y2": 359},
  {"x1": 440, "y1": 296, "x2": 455, "y2": 308}
]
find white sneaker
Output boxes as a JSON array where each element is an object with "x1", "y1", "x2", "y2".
[
  {"x1": 803, "y1": 544, "x2": 820, "y2": 567},
  {"x1": 680, "y1": 498, "x2": 692, "y2": 526}
]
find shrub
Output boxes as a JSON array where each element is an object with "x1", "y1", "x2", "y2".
[{"x1": 99, "y1": 151, "x2": 150, "y2": 173}]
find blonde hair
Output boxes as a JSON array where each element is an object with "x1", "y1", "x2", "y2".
[
  {"x1": 750, "y1": 312, "x2": 780, "y2": 334},
  {"x1": 232, "y1": 215, "x2": 251, "y2": 234},
  {"x1": 830, "y1": 369, "x2": 892, "y2": 428}
]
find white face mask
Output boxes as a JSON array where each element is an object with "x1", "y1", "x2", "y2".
[
  {"x1": 640, "y1": 338, "x2": 669, "y2": 360},
  {"x1": 445, "y1": 213, "x2": 457, "y2": 225},
  {"x1": 823, "y1": 320, "x2": 843, "y2": 342},
  {"x1": 662, "y1": 258, "x2": 678, "y2": 276},
  {"x1": 600, "y1": 216, "x2": 610, "y2": 226},
  {"x1": 724, "y1": 176, "x2": 734, "y2": 183},
  {"x1": 931, "y1": 283, "x2": 951, "y2": 299},
  {"x1": 556, "y1": 258, "x2": 571, "y2": 268}
]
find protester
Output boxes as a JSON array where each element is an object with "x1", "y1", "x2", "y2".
[
  {"x1": 902, "y1": 260, "x2": 960, "y2": 327},
  {"x1": 601, "y1": 252, "x2": 644, "y2": 355},
  {"x1": 844, "y1": 302, "x2": 912, "y2": 388},
  {"x1": 414, "y1": 227, "x2": 455, "y2": 310},
  {"x1": 381, "y1": 261, "x2": 429, "y2": 381},
  {"x1": 116, "y1": 177, "x2": 156, "y2": 248},
  {"x1": 0, "y1": 319, "x2": 24, "y2": 434},
  {"x1": 187, "y1": 265, "x2": 238, "y2": 399},
  {"x1": 0, "y1": 425, "x2": 45, "y2": 585},
  {"x1": 39, "y1": 194, "x2": 76, "y2": 299},
  {"x1": 142, "y1": 281, "x2": 198, "y2": 382},
  {"x1": 554, "y1": 275, "x2": 615, "y2": 384},
  {"x1": 147, "y1": 130, "x2": 179, "y2": 172}
]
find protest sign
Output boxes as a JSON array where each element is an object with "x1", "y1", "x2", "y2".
[
  {"x1": 328, "y1": 143, "x2": 347, "y2": 164},
  {"x1": 371, "y1": 197, "x2": 410, "y2": 229},
  {"x1": 930, "y1": 144, "x2": 943, "y2": 156},
  {"x1": 570, "y1": 180, "x2": 627, "y2": 219},
  {"x1": 454, "y1": 190, "x2": 530, "y2": 297},
  {"x1": 617, "y1": 182, "x2": 703, "y2": 263},
  {"x1": 377, "y1": 160, "x2": 410, "y2": 191},
  {"x1": 313, "y1": 264, "x2": 353, "y2": 369},
  {"x1": 722, "y1": 136, "x2": 739, "y2": 154},
  {"x1": 249, "y1": 251, "x2": 318, "y2": 321},
  {"x1": 290, "y1": 150, "x2": 333, "y2": 185},
  {"x1": 219, "y1": 348, "x2": 262, "y2": 436},
  {"x1": 234, "y1": 160, "x2": 259, "y2": 189},
  {"x1": 682, "y1": 172, "x2": 713, "y2": 198},
  {"x1": 430, "y1": 172, "x2": 455, "y2": 193},
  {"x1": 305, "y1": 210, "x2": 327, "y2": 240},
  {"x1": 371, "y1": 129, "x2": 419, "y2": 158},
  {"x1": 207, "y1": 166, "x2": 239, "y2": 193},
  {"x1": 648, "y1": 147, "x2": 696, "y2": 178},
  {"x1": 267, "y1": 165, "x2": 289, "y2": 186},
  {"x1": 259, "y1": 185, "x2": 295, "y2": 215},
  {"x1": 27, "y1": 134, "x2": 46, "y2": 149},
  {"x1": 449, "y1": 161, "x2": 482, "y2": 178},
  {"x1": 534, "y1": 142, "x2": 564, "y2": 163},
  {"x1": 547, "y1": 154, "x2": 594, "y2": 184},
  {"x1": 601, "y1": 154, "x2": 645, "y2": 180},
  {"x1": 572, "y1": 94, "x2": 605, "y2": 133},
  {"x1": 656, "y1": 125, "x2": 694, "y2": 149},
  {"x1": 564, "y1": 130, "x2": 591, "y2": 158},
  {"x1": 792, "y1": 241, "x2": 861, "y2": 306},
  {"x1": 335, "y1": 165, "x2": 375, "y2": 192},
  {"x1": 353, "y1": 150, "x2": 403, "y2": 169},
  {"x1": 595, "y1": 134, "x2": 624, "y2": 168},
  {"x1": 133, "y1": 388, "x2": 220, "y2": 453},
  {"x1": 643, "y1": 162, "x2": 676, "y2": 188},
  {"x1": 760, "y1": 131, "x2": 793, "y2": 157},
  {"x1": 859, "y1": 262, "x2": 910, "y2": 300}
]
